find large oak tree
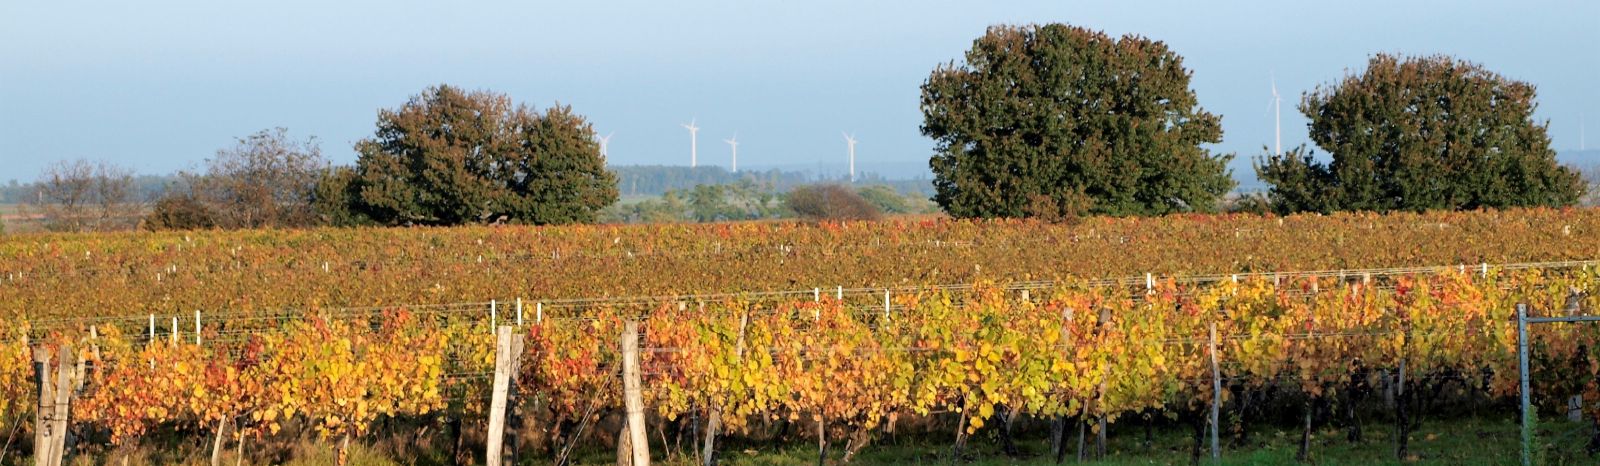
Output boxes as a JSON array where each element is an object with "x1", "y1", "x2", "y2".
[
  {"x1": 351, "y1": 85, "x2": 618, "y2": 225},
  {"x1": 921, "y1": 24, "x2": 1235, "y2": 219},
  {"x1": 1257, "y1": 54, "x2": 1584, "y2": 213}
]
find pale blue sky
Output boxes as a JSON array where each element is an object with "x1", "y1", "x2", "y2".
[{"x1": 2, "y1": 1, "x2": 1597, "y2": 183}]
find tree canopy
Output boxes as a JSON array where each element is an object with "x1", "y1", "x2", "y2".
[
  {"x1": 921, "y1": 23, "x2": 1235, "y2": 219},
  {"x1": 349, "y1": 84, "x2": 618, "y2": 225},
  {"x1": 1257, "y1": 54, "x2": 1584, "y2": 213}
]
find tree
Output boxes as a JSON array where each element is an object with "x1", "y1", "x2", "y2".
[
  {"x1": 349, "y1": 84, "x2": 618, "y2": 225},
  {"x1": 921, "y1": 24, "x2": 1235, "y2": 219},
  {"x1": 149, "y1": 128, "x2": 327, "y2": 230},
  {"x1": 144, "y1": 193, "x2": 217, "y2": 230},
  {"x1": 785, "y1": 184, "x2": 881, "y2": 221},
  {"x1": 29, "y1": 159, "x2": 138, "y2": 232},
  {"x1": 1257, "y1": 54, "x2": 1584, "y2": 213},
  {"x1": 310, "y1": 166, "x2": 369, "y2": 227}
]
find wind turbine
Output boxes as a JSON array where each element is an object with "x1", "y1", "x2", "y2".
[
  {"x1": 596, "y1": 132, "x2": 614, "y2": 160},
  {"x1": 842, "y1": 132, "x2": 858, "y2": 182},
  {"x1": 1270, "y1": 74, "x2": 1282, "y2": 155},
  {"x1": 723, "y1": 134, "x2": 740, "y2": 173},
  {"x1": 682, "y1": 119, "x2": 700, "y2": 167}
]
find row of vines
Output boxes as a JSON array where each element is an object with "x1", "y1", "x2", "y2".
[
  {"x1": 5, "y1": 267, "x2": 1600, "y2": 463},
  {"x1": 4, "y1": 208, "x2": 1600, "y2": 319}
]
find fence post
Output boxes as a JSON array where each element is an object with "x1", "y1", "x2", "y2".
[
  {"x1": 507, "y1": 329, "x2": 525, "y2": 465},
  {"x1": 33, "y1": 347, "x2": 51, "y2": 466},
  {"x1": 622, "y1": 321, "x2": 650, "y2": 466},
  {"x1": 1209, "y1": 322, "x2": 1220, "y2": 462},
  {"x1": 48, "y1": 344, "x2": 74, "y2": 466},
  {"x1": 486, "y1": 326, "x2": 525, "y2": 466},
  {"x1": 195, "y1": 310, "x2": 202, "y2": 346},
  {"x1": 1517, "y1": 303, "x2": 1531, "y2": 466},
  {"x1": 486, "y1": 327, "x2": 512, "y2": 466}
]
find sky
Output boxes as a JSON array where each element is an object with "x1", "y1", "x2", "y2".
[{"x1": 2, "y1": 0, "x2": 1597, "y2": 184}]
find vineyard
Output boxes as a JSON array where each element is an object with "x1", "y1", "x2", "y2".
[{"x1": 4, "y1": 209, "x2": 1600, "y2": 464}]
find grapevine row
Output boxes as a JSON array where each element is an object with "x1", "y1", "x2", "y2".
[
  {"x1": 6, "y1": 267, "x2": 1600, "y2": 461},
  {"x1": 6, "y1": 208, "x2": 1600, "y2": 319}
]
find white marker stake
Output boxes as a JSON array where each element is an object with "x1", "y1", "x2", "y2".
[
  {"x1": 149, "y1": 314, "x2": 156, "y2": 342},
  {"x1": 516, "y1": 298, "x2": 524, "y2": 326},
  {"x1": 814, "y1": 288, "x2": 821, "y2": 302},
  {"x1": 836, "y1": 286, "x2": 843, "y2": 300},
  {"x1": 536, "y1": 302, "x2": 543, "y2": 324},
  {"x1": 1481, "y1": 263, "x2": 1489, "y2": 277},
  {"x1": 171, "y1": 317, "x2": 178, "y2": 345},
  {"x1": 490, "y1": 299, "x2": 498, "y2": 331},
  {"x1": 884, "y1": 289, "x2": 891, "y2": 319},
  {"x1": 1146, "y1": 273, "x2": 1154, "y2": 293},
  {"x1": 195, "y1": 310, "x2": 201, "y2": 345}
]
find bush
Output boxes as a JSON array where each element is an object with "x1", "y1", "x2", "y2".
[
  {"x1": 785, "y1": 185, "x2": 881, "y2": 221},
  {"x1": 145, "y1": 193, "x2": 217, "y2": 231}
]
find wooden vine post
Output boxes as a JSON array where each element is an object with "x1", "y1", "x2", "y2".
[
  {"x1": 1208, "y1": 322, "x2": 1221, "y2": 462},
  {"x1": 621, "y1": 321, "x2": 650, "y2": 466},
  {"x1": 33, "y1": 344, "x2": 77, "y2": 466},
  {"x1": 486, "y1": 326, "x2": 526, "y2": 466}
]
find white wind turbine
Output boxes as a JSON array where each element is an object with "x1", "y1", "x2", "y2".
[
  {"x1": 723, "y1": 134, "x2": 740, "y2": 173},
  {"x1": 682, "y1": 119, "x2": 701, "y2": 167},
  {"x1": 597, "y1": 132, "x2": 614, "y2": 160},
  {"x1": 843, "y1": 132, "x2": 858, "y2": 182},
  {"x1": 1270, "y1": 74, "x2": 1282, "y2": 155}
]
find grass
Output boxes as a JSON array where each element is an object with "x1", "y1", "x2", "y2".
[
  {"x1": 14, "y1": 413, "x2": 1594, "y2": 465},
  {"x1": 561, "y1": 414, "x2": 1591, "y2": 466}
]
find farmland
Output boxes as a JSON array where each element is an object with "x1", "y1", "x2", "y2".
[{"x1": 5, "y1": 208, "x2": 1600, "y2": 465}]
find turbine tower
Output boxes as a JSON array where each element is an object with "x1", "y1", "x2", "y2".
[
  {"x1": 842, "y1": 132, "x2": 858, "y2": 182},
  {"x1": 682, "y1": 119, "x2": 700, "y2": 167},
  {"x1": 1271, "y1": 74, "x2": 1282, "y2": 155},
  {"x1": 723, "y1": 134, "x2": 740, "y2": 173},
  {"x1": 597, "y1": 132, "x2": 614, "y2": 160}
]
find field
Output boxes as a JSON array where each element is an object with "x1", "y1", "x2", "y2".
[{"x1": 5, "y1": 209, "x2": 1600, "y2": 465}]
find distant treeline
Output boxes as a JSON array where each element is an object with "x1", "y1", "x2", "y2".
[
  {"x1": 1, "y1": 174, "x2": 176, "y2": 204},
  {"x1": 1, "y1": 167, "x2": 935, "y2": 204},
  {"x1": 611, "y1": 165, "x2": 933, "y2": 197}
]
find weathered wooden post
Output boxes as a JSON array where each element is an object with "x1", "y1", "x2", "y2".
[
  {"x1": 622, "y1": 321, "x2": 649, "y2": 466},
  {"x1": 486, "y1": 326, "x2": 526, "y2": 466}
]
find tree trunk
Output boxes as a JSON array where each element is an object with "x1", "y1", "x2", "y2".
[
  {"x1": 235, "y1": 431, "x2": 246, "y2": 466},
  {"x1": 999, "y1": 405, "x2": 1021, "y2": 457},
  {"x1": 951, "y1": 400, "x2": 969, "y2": 463},
  {"x1": 1190, "y1": 409, "x2": 1206, "y2": 466},
  {"x1": 1075, "y1": 419, "x2": 1087, "y2": 462},
  {"x1": 1296, "y1": 399, "x2": 1314, "y2": 462},
  {"x1": 1396, "y1": 364, "x2": 1409, "y2": 462},
  {"x1": 210, "y1": 417, "x2": 229, "y2": 466},
  {"x1": 816, "y1": 418, "x2": 827, "y2": 466},
  {"x1": 1095, "y1": 417, "x2": 1107, "y2": 459},
  {"x1": 336, "y1": 434, "x2": 352, "y2": 466},
  {"x1": 1050, "y1": 416, "x2": 1066, "y2": 464},
  {"x1": 841, "y1": 425, "x2": 870, "y2": 463},
  {"x1": 701, "y1": 409, "x2": 720, "y2": 466}
]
